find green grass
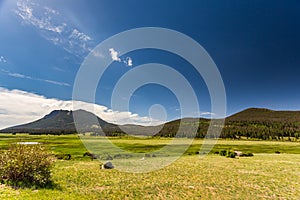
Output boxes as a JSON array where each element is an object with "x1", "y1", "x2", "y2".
[
  {"x1": 0, "y1": 134, "x2": 300, "y2": 199},
  {"x1": 1, "y1": 134, "x2": 300, "y2": 156},
  {"x1": 1, "y1": 154, "x2": 300, "y2": 199}
]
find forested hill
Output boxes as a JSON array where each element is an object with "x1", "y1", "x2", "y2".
[
  {"x1": 227, "y1": 108, "x2": 300, "y2": 122},
  {"x1": 156, "y1": 108, "x2": 300, "y2": 140},
  {"x1": 1, "y1": 108, "x2": 300, "y2": 140},
  {"x1": 222, "y1": 108, "x2": 300, "y2": 140}
]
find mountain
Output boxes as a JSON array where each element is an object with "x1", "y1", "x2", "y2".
[
  {"x1": 227, "y1": 108, "x2": 300, "y2": 122},
  {"x1": 156, "y1": 108, "x2": 300, "y2": 139},
  {"x1": 1, "y1": 108, "x2": 300, "y2": 140},
  {"x1": 0, "y1": 109, "x2": 122, "y2": 135},
  {"x1": 222, "y1": 108, "x2": 300, "y2": 140}
]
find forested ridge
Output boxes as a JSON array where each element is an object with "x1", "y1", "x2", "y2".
[{"x1": 1, "y1": 108, "x2": 300, "y2": 140}]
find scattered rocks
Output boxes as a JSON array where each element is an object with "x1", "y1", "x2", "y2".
[
  {"x1": 83, "y1": 152, "x2": 98, "y2": 160},
  {"x1": 113, "y1": 154, "x2": 132, "y2": 159}
]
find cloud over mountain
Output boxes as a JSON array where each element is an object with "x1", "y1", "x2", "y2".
[{"x1": 0, "y1": 87, "x2": 163, "y2": 129}]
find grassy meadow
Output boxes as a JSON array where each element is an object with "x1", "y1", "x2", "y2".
[{"x1": 0, "y1": 134, "x2": 300, "y2": 199}]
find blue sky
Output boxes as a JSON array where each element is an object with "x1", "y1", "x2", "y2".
[{"x1": 0, "y1": 0, "x2": 300, "y2": 128}]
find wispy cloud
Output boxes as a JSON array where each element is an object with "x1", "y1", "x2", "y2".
[
  {"x1": 201, "y1": 112, "x2": 215, "y2": 116},
  {"x1": 41, "y1": 79, "x2": 70, "y2": 87},
  {"x1": 0, "y1": 69, "x2": 70, "y2": 87},
  {"x1": 0, "y1": 87, "x2": 163, "y2": 129},
  {"x1": 53, "y1": 66, "x2": 65, "y2": 72},
  {"x1": 14, "y1": 0, "x2": 94, "y2": 58},
  {"x1": 194, "y1": 111, "x2": 216, "y2": 118},
  {"x1": 70, "y1": 29, "x2": 91, "y2": 42},
  {"x1": 0, "y1": 56, "x2": 7, "y2": 63},
  {"x1": 15, "y1": 1, "x2": 64, "y2": 33},
  {"x1": 176, "y1": 109, "x2": 216, "y2": 118},
  {"x1": 109, "y1": 48, "x2": 133, "y2": 67}
]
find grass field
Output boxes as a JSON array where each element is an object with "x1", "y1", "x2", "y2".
[{"x1": 0, "y1": 134, "x2": 300, "y2": 199}]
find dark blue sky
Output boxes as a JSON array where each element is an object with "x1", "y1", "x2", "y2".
[{"x1": 0, "y1": 0, "x2": 300, "y2": 124}]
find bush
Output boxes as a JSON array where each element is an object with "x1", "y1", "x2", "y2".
[
  {"x1": 83, "y1": 152, "x2": 98, "y2": 159},
  {"x1": 226, "y1": 151, "x2": 236, "y2": 158},
  {"x1": 241, "y1": 152, "x2": 254, "y2": 157},
  {"x1": 0, "y1": 144, "x2": 54, "y2": 188},
  {"x1": 55, "y1": 153, "x2": 71, "y2": 160},
  {"x1": 219, "y1": 150, "x2": 227, "y2": 156}
]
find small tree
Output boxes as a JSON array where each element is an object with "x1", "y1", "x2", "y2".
[{"x1": 0, "y1": 144, "x2": 54, "y2": 188}]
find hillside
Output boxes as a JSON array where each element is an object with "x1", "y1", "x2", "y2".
[
  {"x1": 227, "y1": 108, "x2": 300, "y2": 122},
  {"x1": 0, "y1": 109, "x2": 122, "y2": 135},
  {"x1": 1, "y1": 108, "x2": 300, "y2": 140},
  {"x1": 222, "y1": 108, "x2": 300, "y2": 140}
]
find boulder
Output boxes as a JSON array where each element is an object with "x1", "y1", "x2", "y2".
[{"x1": 102, "y1": 162, "x2": 114, "y2": 169}]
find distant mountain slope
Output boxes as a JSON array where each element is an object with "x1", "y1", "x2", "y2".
[
  {"x1": 223, "y1": 108, "x2": 300, "y2": 140},
  {"x1": 0, "y1": 109, "x2": 122, "y2": 135},
  {"x1": 227, "y1": 108, "x2": 300, "y2": 122},
  {"x1": 1, "y1": 107, "x2": 300, "y2": 140}
]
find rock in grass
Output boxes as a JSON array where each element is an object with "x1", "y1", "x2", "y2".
[{"x1": 101, "y1": 162, "x2": 114, "y2": 169}]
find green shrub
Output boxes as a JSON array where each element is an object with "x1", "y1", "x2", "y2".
[
  {"x1": 219, "y1": 150, "x2": 227, "y2": 156},
  {"x1": 226, "y1": 151, "x2": 236, "y2": 158},
  {"x1": 241, "y1": 152, "x2": 254, "y2": 157},
  {"x1": 55, "y1": 153, "x2": 71, "y2": 160},
  {"x1": 0, "y1": 144, "x2": 54, "y2": 188}
]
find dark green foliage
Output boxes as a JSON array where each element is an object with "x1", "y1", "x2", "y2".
[
  {"x1": 219, "y1": 149, "x2": 254, "y2": 158},
  {"x1": 226, "y1": 151, "x2": 236, "y2": 158},
  {"x1": 219, "y1": 150, "x2": 227, "y2": 156},
  {"x1": 0, "y1": 144, "x2": 54, "y2": 188},
  {"x1": 241, "y1": 152, "x2": 254, "y2": 157},
  {"x1": 55, "y1": 153, "x2": 71, "y2": 160},
  {"x1": 157, "y1": 108, "x2": 300, "y2": 140},
  {"x1": 83, "y1": 152, "x2": 98, "y2": 159}
]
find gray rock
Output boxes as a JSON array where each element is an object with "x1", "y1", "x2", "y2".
[{"x1": 102, "y1": 161, "x2": 114, "y2": 169}]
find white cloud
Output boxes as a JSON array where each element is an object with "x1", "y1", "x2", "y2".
[
  {"x1": 0, "y1": 87, "x2": 163, "y2": 129},
  {"x1": 109, "y1": 49, "x2": 133, "y2": 67},
  {"x1": 0, "y1": 69, "x2": 70, "y2": 87},
  {"x1": 15, "y1": 1, "x2": 64, "y2": 34},
  {"x1": 0, "y1": 56, "x2": 7, "y2": 63},
  {"x1": 201, "y1": 112, "x2": 215, "y2": 116},
  {"x1": 192, "y1": 111, "x2": 216, "y2": 118},
  {"x1": 14, "y1": 0, "x2": 94, "y2": 58},
  {"x1": 109, "y1": 48, "x2": 121, "y2": 62},
  {"x1": 126, "y1": 57, "x2": 133, "y2": 67},
  {"x1": 41, "y1": 79, "x2": 70, "y2": 87}
]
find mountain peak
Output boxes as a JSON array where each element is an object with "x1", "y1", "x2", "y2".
[
  {"x1": 44, "y1": 109, "x2": 71, "y2": 119},
  {"x1": 0, "y1": 109, "x2": 120, "y2": 134}
]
